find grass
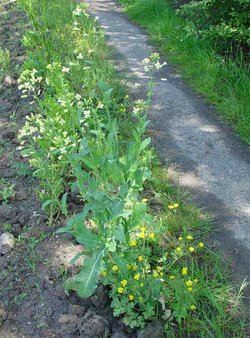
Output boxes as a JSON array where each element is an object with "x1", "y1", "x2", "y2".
[
  {"x1": 118, "y1": 0, "x2": 250, "y2": 144},
  {"x1": 15, "y1": 0, "x2": 248, "y2": 335}
]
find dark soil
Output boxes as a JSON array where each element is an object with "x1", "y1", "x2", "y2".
[{"x1": 0, "y1": 2, "x2": 145, "y2": 337}]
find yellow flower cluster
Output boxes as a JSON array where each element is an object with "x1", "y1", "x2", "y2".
[{"x1": 168, "y1": 203, "x2": 179, "y2": 209}]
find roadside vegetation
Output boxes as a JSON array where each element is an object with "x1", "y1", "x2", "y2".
[
  {"x1": 119, "y1": 0, "x2": 250, "y2": 144},
  {"x1": 13, "y1": 0, "x2": 248, "y2": 336}
]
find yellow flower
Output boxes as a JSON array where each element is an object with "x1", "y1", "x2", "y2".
[
  {"x1": 168, "y1": 203, "x2": 179, "y2": 209},
  {"x1": 138, "y1": 232, "x2": 145, "y2": 239},
  {"x1": 188, "y1": 287, "x2": 193, "y2": 292},
  {"x1": 101, "y1": 271, "x2": 107, "y2": 277},
  {"x1": 140, "y1": 226, "x2": 146, "y2": 232},
  {"x1": 142, "y1": 198, "x2": 148, "y2": 203},
  {"x1": 134, "y1": 273, "x2": 140, "y2": 280},
  {"x1": 185, "y1": 280, "x2": 193, "y2": 287},
  {"x1": 156, "y1": 266, "x2": 162, "y2": 272},
  {"x1": 169, "y1": 275, "x2": 175, "y2": 280},
  {"x1": 117, "y1": 287, "x2": 124, "y2": 294},
  {"x1": 186, "y1": 235, "x2": 193, "y2": 240},
  {"x1": 176, "y1": 247, "x2": 182, "y2": 252},
  {"x1": 140, "y1": 283, "x2": 144, "y2": 287},
  {"x1": 189, "y1": 246, "x2": 195, "y2": 253},
  {"x1": 160, "y1": 272, "x2": 164, "y2": 276},
  {"x1": 190, "y1": 305, "x2": 196, "y2": 310},
  {"x1": 178, "y1": 237, "x2": 183, "y2": 241},
  {"x1": 182, "y1": 267, "x2": 188, "y2": 275},
  {"x1": 121, "y1": 279, "x2": 128, "y2": 287},
  {"x1": 153, "y1": 271, "x2": 159, "y2": 278},
  {"x1": 127, "y1": 264, "x2": 131, "y2": 270},
  {"x1": 138, "y1": 255, "x2": 144, "y2": 262},
  {"x1": 130, "y1": 239, "x2": 137, "y2": 247},
  {"x1": 132, "y1": 264, "x2": 137, "y2": 271},
  {"x1": 198, "y1": 242, "x2": 204, "y2": 248},
  {"x1": 194, "y1": 278, "x2": 198, "y2": 284},
  {"x1": 148, "y1": 233, "x2": 155, "y2": 239},
  {"x1": 129, "y1": 294, "x2": 134, "y2": 301},
  {"x1": 112, "y1": 265, "x2": 118, "y2": 272}
]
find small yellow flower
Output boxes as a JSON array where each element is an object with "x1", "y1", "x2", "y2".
[
  {"x1": 140, "y1": 283, "x2": 144, "y2": 287},
  {"x1": 140, "y1": 226, "x2": 146, "y2": 232},
  {"x1": 198, "y1": 242, "x2": 204, "y2": 248},
  {"x1": 190, "y1": 305, "x2": 196, "y2": 310},
  {"x1": 160, "y1": 272, "x2": 164, "y2": 276},
  {"x1": 127, "y1": 264, "x2": 131, "y2": 270},
  {"x1": 138, "y1": 232, "x2": 145, "y2": 239},
  {"x1": 186, "y1": 235, "x2": 193, "y2": 240},
  {"x1": 134, "y1": 273, "x2": 140, "y2": 280},
  {"x1": 130, "y1": 239, "x2": 137, "y2": 247},
  {"x1": 188, "y1": 287, "x2": 193, "y2": 292},
  {"x1": 168, "y1": 203, "x2": 179, "y2": 209},
  {"x1": 169, "y1": 275, "x2": 175, "y2": 280},
  {"x1": 138, "y1": 255, "x2": 144, "y2": 262},
  {"x1": 194, "y1": 278, "x2": 198, "y2": 284},
  {"x1": 148, "y1": 233, "x2": 155, "y2": 239},
  {"x1": 112, "y1": 265, "x2": 119, "y2": 272},
  {"x1": 156, "y1": 266, "x2": 162, "y2": 271},
  {"x1": 132, "y1": 264, "x2": 137, "y2": 271},
  {"x1": 117, "y1": 287, "x2": 124, "y2": 294},
  {"x1": 182, "y1": 267, "x2": 188, "y2": 275},
  {"x1": 178, "y1": 237, "x2": 183, "y2": 241},
  {"x1": 142, "y1": 198, "x2": 148, "y2": 203},
  {"x1": 101, "y1": 271, "x2": 107, "y2": 277},
  {"x1": 121, "y1": 279, "x2": 128, "y2": 287},
  {"x1": 129, "y1": 294, "x2": 134, "y2": 301},
  {"x1": 185, "y1": 280, "x2": 193, "y2": 287},
  {"x1": 189, "y1": 246, "x2": 195, "y2": 253},
  {"x1": 153, "y1": 271, "x2": 159, "y2": 278},
  {"x1": 176, "y1": 247, "x2": 182, "y2": 252}
]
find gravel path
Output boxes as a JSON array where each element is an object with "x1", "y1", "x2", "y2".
[{"x1": 84, "y1": 0, "x2": 250, "y2": 286}]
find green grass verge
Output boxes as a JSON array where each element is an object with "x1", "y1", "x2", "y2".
[{"x1": 118, "y1": 0, "x2": 250, "y2": 144}]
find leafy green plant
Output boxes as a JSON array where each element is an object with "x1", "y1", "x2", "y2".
[
  {"x1": 0, "y1": 179, "x2": 15, "y2": 204},
  {"x1": 0, "y1": 47, "x2": 11, "y2": 80},
  {"x1": 18, "y1": 0, "x2": 246, "y2": 335}
]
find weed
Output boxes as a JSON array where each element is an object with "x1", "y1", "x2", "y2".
[
  {"x1": 0, "y1": 47, "x2": 11, "y2": 80},
  {"x1": 0, "y1": 178, "x2": 15, "y2": 204},
  {"x1": 17, "y1": 0, "x2": 247, "y2": 335}
]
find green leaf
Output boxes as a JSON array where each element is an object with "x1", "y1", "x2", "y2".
[
  {"x1": 129, "y1": 202, "x2": 147, "y2": 228},
  {"x1": 140, "y1": 137, "x2": 151, "y2": 152},
  {"x1": 41, "y1": 199, "x2": 54, "y2": 210},
  {"x1": 64, "y1": 248, "x2": 105, "y2": 298},
  {"x1": 61, "y1": 192, "x2": 68, "y2": 216},
  {"x1": 114, "y1": 224, "x2": 126, "y2": 243},
  {"x1": 76, "y1": 231, "x2": 102, "y2": 250}
]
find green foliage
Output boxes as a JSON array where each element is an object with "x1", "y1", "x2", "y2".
[
  {"x1": 0, "y1": 47, "x2": 11, "y2": 80},
  {"x1": 0, "y1": 179, "x2": 15, "y2": 204},
  {"x1": 18, "y1": 0, "x2": 246, "y2": 335},
  {"x1": 176, "y1": 0, "x2": 250, "y2": 60},
  {"x1": 118, "y1": 0, "x2": 250, "y2": 143}
]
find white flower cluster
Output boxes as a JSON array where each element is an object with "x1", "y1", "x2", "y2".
[
  {"x1": 142, "y1": 53, "x2": 167, "y2": 72},
  {"x1": 18, "y1": 68, "x2": 43, "y2": 98}
]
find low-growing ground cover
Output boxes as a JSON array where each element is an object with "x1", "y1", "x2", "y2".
[
  {"x1": 118, "y1": 0, "x2": 250, "y2": 144},
  {"x1": 0, "y1": 0, "x2": 248, "y2": 337}
]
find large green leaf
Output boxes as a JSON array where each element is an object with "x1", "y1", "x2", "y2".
[
  {"x1": 129, "y1": 202, "x2": 147, "y2": 228},
  {"x1": 64, "y1": 248, "x2": 105, "y2": 298}
]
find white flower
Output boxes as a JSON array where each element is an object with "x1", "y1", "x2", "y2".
[
  {"x1": 76, "y1": 53, "x2": 84, "y2": 60},
  {"x1": 62, "y1": 66, "x2": 70, "y2": 73}
]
